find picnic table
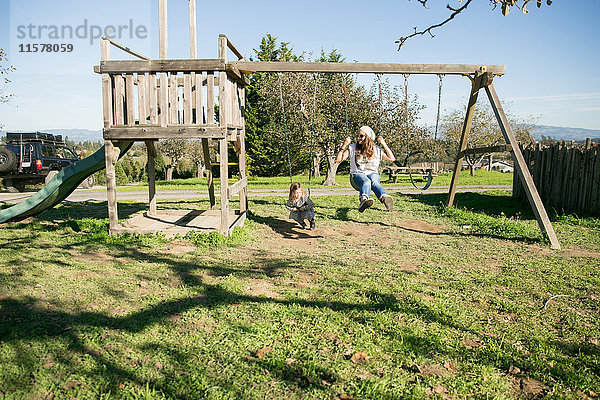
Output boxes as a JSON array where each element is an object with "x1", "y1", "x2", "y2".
[{"x1": 381, "y1": 165, "x2": 436, "y2": 183}]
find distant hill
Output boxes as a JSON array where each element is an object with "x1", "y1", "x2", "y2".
[
  {"x1": 531, "y1": 125, "x2": 600, "y2": 142},
  {"x1": 0, "y1": 128, "x2": 102, "y2": 143},
  {"x1": 2, "y1": 125, "x2": 599, "y2": 143}
]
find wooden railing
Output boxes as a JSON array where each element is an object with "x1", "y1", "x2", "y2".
[{"x1": 95, "y1": 38, "x2": 248, "y2": 140}]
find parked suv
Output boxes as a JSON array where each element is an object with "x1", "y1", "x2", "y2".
[{"x1": 0, "y1": 132, "x2": 94, "y2": 192}]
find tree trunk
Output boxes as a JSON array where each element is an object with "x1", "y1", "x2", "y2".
[
  {"x1": 196, "y1": 163, "x2": 205, "y2": 178},
  {"x1": 488, "y1": 153, "x2": 493, "y2": 171},
  {"x1": 166, "y1": 165, "x2": 174, "y2": 181},
  {"x1": 313, "y1": 152, "x2": 322, "y2": 178},
  {"x1": 323, "y1": 152, "x2": 340, "y2": 186}
]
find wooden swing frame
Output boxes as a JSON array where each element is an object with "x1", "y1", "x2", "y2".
[{"x1": 95, "y1": 0, "x2": 560, "y2": 249}]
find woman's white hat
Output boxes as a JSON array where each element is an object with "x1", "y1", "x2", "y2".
[{"x1": 359, "y1": 126, "x2": 375, "y2": 141}]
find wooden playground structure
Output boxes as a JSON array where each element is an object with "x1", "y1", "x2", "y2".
[{"x1": 94, "y1": 0, "x2": 560, "y2": 249}]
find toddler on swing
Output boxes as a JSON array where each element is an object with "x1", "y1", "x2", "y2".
[{"x1": 285, "y1": 182, "x2": 316, "y2": 230}]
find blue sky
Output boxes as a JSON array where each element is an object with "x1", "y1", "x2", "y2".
[{"x1": 1, "y1": 0, "x2": 598, "y2": 132}]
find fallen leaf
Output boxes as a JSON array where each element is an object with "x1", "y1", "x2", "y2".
[
  {"x1": 175, "y1": 370, "x2": 189, "y2": 375},
  {"x1": 256, "y1": 346, "x2": 272, "y2": 360},
  {"x1": 462, "y1": 338, "x2": 482, "y2": 349},
  {"x1": 355, "y1": 374, "x2": 369, "y2": 381},
  {"x1": 43, "y1": 362, "x2": 55, "y2": 369},
  {"x1": 155, "y1": 362, "x2": 163, "y2": 370},
  {"x1": 508, "y1": 365, "x2": 522, "y2": 375},
  {"x1": 519, "y1": 377, "x2": 548, "y2": 395},
  {"x1": 443, "y1": 361, "x2": 456, "y2": 372},
  {"x1": 433, "y1": 385, "x2": 448, "y2": 394},
  {"x1": 338, "y1": 394, "x2": 357, "y2": 400},
  {"x1": 376, "y1": 367, "x2": 385, "y2": 377},
  {"x1": 418, "y1": 364, "x2": 453, "y2": 377},
  {"x1": 42, "y1": 393, "x2": 54, "y2": 400},
  {"x1": 140, "y1": 281, "x2": 148, "y2": 288},
  {"x1": 285, "y1": 358, "x2": 296, "y2": 365},
  {"x1": 350, "y1": 352, "x2": 370, "y2": 363},
  {"x1": 63, "y1": 380, "x2": 83, "y2": 390}
]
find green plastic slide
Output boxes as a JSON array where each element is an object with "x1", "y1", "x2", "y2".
[{"x1": 0, "y1": 141, "x2": 132, "y2": 224}]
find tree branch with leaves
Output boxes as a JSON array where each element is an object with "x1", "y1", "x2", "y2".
[
  {"x1": 0, "y1": 48, "x2": 15, "y2": 104},
  {"x1": 397, "y1": 0, "x2": 552, "y2": 49}
]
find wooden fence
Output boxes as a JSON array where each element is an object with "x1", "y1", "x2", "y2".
[{"x1": 513, "y1": 140, "x2": 600, "y2": 215}]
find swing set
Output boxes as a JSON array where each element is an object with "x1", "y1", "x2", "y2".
[
  {"x1": 243, "y1": 62, "x2": 559, "y2": 249},
  {"x1": 94, "y1": 0, "x2": 560, "y2": 248}
]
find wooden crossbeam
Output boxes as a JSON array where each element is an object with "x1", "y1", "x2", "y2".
[
  {"x1": 101, "y1": 37, "x2": 150, "y2": 61},
  {"x1": 231, "y1": 61, "x2": 505, "y2": 76},
  {"x1": 219, "y1": 34, "x2": 245, "y2": 61},
  {"x1": 103, "y1": 125, "x2": 226, "y2": 140},
  {"x1": 94, "y1": 59, "x2": 225, "y2": 74},
  {"x1": 227, "y1": 177, "x2": 248, "y2": 199},
  {"x1": 462, "y1": 144, "x2": 512, "y2": 156}
]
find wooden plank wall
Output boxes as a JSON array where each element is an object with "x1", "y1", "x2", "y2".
[
  {"x1": 514, "y1": 140, "x2": 600, "y2": 215},
  {"x1": 104, "y1": 71, "x2": 225, "y2": 127}
]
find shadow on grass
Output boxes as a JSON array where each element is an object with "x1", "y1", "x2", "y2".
[
  {"x1": 248, "y1": 214, "x2": 323, "y2": 240},
  {"x1": 1, "y1": 239, "x2": 596, "y2": 397},
  {"x1": 407, "y1": 191, "x2": 536, "y2": 220}
]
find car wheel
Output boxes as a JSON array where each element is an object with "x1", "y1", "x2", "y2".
[
  {"x1": 45, "y1": 170, "x2": 59, "y2": 184},
  {"x1": 0, "y1": 148, "x2": 17, "y2": 172},
  {"x1": 80, "y1": 174, "x2": 95, "y2": 189},
  {"x1": 3, "y1": 178, "x2": 25, "y2": 193}
]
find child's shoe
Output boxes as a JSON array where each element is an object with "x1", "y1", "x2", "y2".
[
  {"x1": 309, "y1": 219, "x2": 316, "y2": 230},
  {"x1": 381, "y1": 194, "x2": 394, "y2": 212},
  {"x1": 358, "y1": 196, "x2": 374, "y2": 213}
]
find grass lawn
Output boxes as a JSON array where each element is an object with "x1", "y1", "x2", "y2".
[
  {"x1": 0, "y1": 190, "x2": 598, "y2": 399},
  {"x1": 114, "y1": 170, "x2": 514, "y2": 191}
]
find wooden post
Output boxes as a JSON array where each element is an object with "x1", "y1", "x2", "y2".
[
  {"x1": 105, "y1": 140, "x2": 119, "y2": 232},
  {"x1": 239, "y1": 87, "x2": 248, "y2": 213},
  {"x1": 158, "y1": 0, "x2": 168, "y2": 127},
  {"x1": 206, "y1": 72, "x2": 216, "y2": 208},
  {"x1": 189, "y1": 0, "x2": 197, "y2": 59},
  {"x1": 484, "y1": 82, "x2": 561, "y2": 249},
  {"x1": 218, "y1": 36, "x2": 229, "y2": 234},
  {"x1": 159, "y1": 0, "x2": 168, "y2": 59},
  {"x1": 447, "y1": 72, "x2": 484, "y2": 206},
  {"x1": 101, "y1": 39, "x2": 113, "y2": 129},
  {"x1": 146, "y1": 140, "x2": 157, "y2": 216},
  {"x1": 101, "y1": 38, "x2": 118, "y2": 233}
]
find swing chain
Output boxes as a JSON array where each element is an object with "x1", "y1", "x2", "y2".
[
  {"x1": 432, "y1": 74, "x2": 445, "y2": 165},
  {"x1": 308, "y1": 73, "x2": 319, "y2": 197},
  {"x1": 278, "y1": 73, "x2": 293, "y2": 185}
]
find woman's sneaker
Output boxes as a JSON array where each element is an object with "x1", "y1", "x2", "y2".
[
  {"x1": 381, "y1": 195, "x2": 394, "y2": 211},
  {"x1": 358, "y1": 197, "x2": 374, "y2": 212}
]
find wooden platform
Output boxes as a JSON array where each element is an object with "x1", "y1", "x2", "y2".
[{"x1": 112, "y1": 209, "x2": 246, "y2": 237}]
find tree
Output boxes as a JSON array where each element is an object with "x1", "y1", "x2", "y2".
[
  {"x1": 368, "y1": 77, "x2": 428, "y2": 167},
  {"x1": 245, "y1": 34, "x2": 306, "y2": 177},
  {"x1": 188, "y1": 140, "x2": 206, "y2": 178},
  {"x1": 396, "y1": 0, "x2": 552, "y2": 49},
  {"x1": 441, "y1": 103, "x2": 534, "y2": 175},
  {"x1": 157, "y1": 139, "x2": 187, "y2": 181},
  {"x1": 311, "y1": 50, "x2": 372, "y2": 185},
  {"x1": 0, "y1": 48, "x2": 16, "y2": 129}
]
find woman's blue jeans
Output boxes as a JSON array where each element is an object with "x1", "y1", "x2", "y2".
[{"x1": 350, "y1": 172, "x2": 386, "y2": 201}]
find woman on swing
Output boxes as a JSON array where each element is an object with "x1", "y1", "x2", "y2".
[{"x1": 335, "y1": 126, "x2": 396, "y2": 212}]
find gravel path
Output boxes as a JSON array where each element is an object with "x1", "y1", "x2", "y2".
[{"x1": 0, "y1": 185, "x2": 512, "y2": 205}]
